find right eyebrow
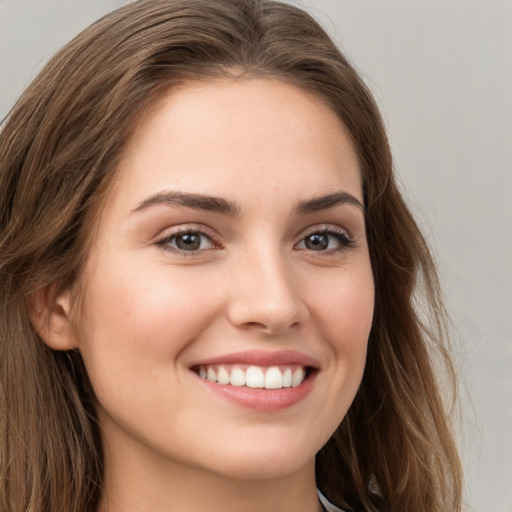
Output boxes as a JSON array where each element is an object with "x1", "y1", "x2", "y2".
[
  {"x1": 131, "y1": 191, "x2": 241, "y2": 217},
  {"x1": 296, "y1": 191, "x2": 365, "y2": 215}
]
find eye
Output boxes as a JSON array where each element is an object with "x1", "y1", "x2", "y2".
[
  {"x1": 296, "y1": 229, "x2": 354, "y2": 252},
  {"x1": 156, "y1": 229, "x2": 215, "y2": 253}
]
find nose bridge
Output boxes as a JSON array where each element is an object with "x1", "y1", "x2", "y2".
[{"x1": 227, "y1": 242, "x2": 307, "y2": 333}]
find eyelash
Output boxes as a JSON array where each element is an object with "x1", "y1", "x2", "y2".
[{"x1": 154, "y1": 226, "x2": 355, "y2": 256}]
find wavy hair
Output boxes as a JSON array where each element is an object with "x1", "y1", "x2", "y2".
[{"x1": 0, "y1": 1, "x2": 462, "y2": 510}]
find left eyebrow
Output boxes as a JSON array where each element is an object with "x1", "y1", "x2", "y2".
[
  {"x1": 296, "y1": 191, "x2": 365, "y2": 214},
  {"x1": 131, "y1": 191, "x2": 241, "y2": 217}
]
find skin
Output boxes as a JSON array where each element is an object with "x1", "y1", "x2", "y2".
[{"x1": 48, "y1": 79, "x2": 374, "y2": 512}]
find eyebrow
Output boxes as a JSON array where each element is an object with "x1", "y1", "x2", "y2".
[
  {"x1": 296, "y1": 191, "x2": 365, "y2": 214},
  {"x1": 132, "y1": 191, "x2": 241, "y2": 216}
]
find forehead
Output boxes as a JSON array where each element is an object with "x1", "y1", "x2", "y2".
[{"x1": 110, "y1": 78, "x2": 362, "y2": 210}]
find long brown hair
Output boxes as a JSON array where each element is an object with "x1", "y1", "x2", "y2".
[{"x1": 0, "y1": 1, "x2": 462, "y2": 510}]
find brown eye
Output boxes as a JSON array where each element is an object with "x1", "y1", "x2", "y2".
[
  {"x1": 158, "y1": 230, "x2": 214, "y2": 252},
  {"x1": 296, "y1": 229, "x2": 354, "y2": 252},
  {"x1": 304, "y1": 233, "x2": 329, "y2": 251},
  {"x1": 175, "y1": 233, "x2": 202, "y2": 251}
]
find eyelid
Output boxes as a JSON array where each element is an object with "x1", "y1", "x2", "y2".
[
  {"x1": 301, "y1": 222, "x2": 351, "y2": 235},
  {"x1": 299, "y1": 224, "x2": 353, "y2": 240}
]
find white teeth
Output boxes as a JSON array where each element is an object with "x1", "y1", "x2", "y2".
[
  {"x1": 206, "y1": 367, "x2": 217, "y2": 382},
  {"x1": 264, "y1": 366, "x2": 283, "y2": 389},
  {"x1": 217, "y1": 366, "x2": 230, "y2": 385},
  {"x1": 198, "y1": 364, "x2": 309, "y2": 389},
  {"x1": 291, "y1": 368, "x2": 305, "y2": 388},
  {"x1": 229, "y1": 367, "x2": 246, "y2": 387},
  {"x1": 245, "y1": 366, "x2": 265, "y2": 388},
  {"x1": 282, "y1": 368, "x2": 292, "y2": 388}
]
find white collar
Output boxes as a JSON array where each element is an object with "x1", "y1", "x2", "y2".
[{"x1": 317, "y1": 489, "x2": 346, "y2": 512}]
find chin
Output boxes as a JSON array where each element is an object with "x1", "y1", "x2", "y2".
[{"x1": 193, "y1": 432, "x2": 322, "y2": 481}]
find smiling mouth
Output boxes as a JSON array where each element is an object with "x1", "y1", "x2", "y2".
[{"x1": 192, "y1": 364, "x2": 315, "y2": 390}]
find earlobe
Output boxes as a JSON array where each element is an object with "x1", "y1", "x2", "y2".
[{"x1": 29, "y1": 285, "x2": 80, "y2": 351}]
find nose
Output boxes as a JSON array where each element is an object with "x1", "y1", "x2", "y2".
[{"x1": 226, "y1": 247, "x2": 309, "y2": 335}]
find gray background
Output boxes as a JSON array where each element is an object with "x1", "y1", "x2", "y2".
[{"x1": 1, "y1": 1, "x2": 511, "y2": 510}]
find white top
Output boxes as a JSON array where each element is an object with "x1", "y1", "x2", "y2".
[{"x1": 317, "y1": 489, "x2": 346, "y2": 512}]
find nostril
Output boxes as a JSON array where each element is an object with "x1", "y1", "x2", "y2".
[
  {"x1": 238, "y1": 319, "x2": 301, "y2": 335},
  {"x1": 246, "y1": 321, "x2": 265, "y2": 329}
]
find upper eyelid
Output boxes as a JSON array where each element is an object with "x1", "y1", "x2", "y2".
[
  {"x1": 298, "y1": 224, "x2": 353, "y2": 239},
  {"x1": 155, "y1": 224, "x2": 218, "y2": 239}
]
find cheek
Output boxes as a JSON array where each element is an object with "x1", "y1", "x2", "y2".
[
  {"x1": 308, "y1": 262, "x2": 373, "y2": 411},
  {"x1": 310, "y1": 263, "x2": 374, "y2": 352},
  {"x1": 75, "y1": 260, "x2": 222, "y2": 388},
  {"x1": 299, "y1": 263, "x2": 373, "y2": 439}
]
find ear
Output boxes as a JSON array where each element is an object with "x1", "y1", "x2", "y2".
[{"x1": 29, "y1": 285, "x2": 79, "y2": 351}]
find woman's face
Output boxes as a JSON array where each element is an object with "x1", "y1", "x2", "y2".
[{"x1": 72, "y1": 79, "x2": 374, "y2": 481}]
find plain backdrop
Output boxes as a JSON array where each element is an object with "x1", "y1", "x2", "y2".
[{"x1": 1, "y1": 1, "x2": 511, "y2": 511}]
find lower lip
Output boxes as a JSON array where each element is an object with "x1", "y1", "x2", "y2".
[{"x1": 196, "y1": 373, "x2": 316, "y2": 412}]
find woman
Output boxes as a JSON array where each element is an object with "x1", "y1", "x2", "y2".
[{"x1": 0, "y1": 1, "x2": 462, "y2": 511}]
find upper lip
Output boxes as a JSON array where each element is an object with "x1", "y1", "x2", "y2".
[{"x1": 189, "y1": 349, "x2": 321, "y2": 369}]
